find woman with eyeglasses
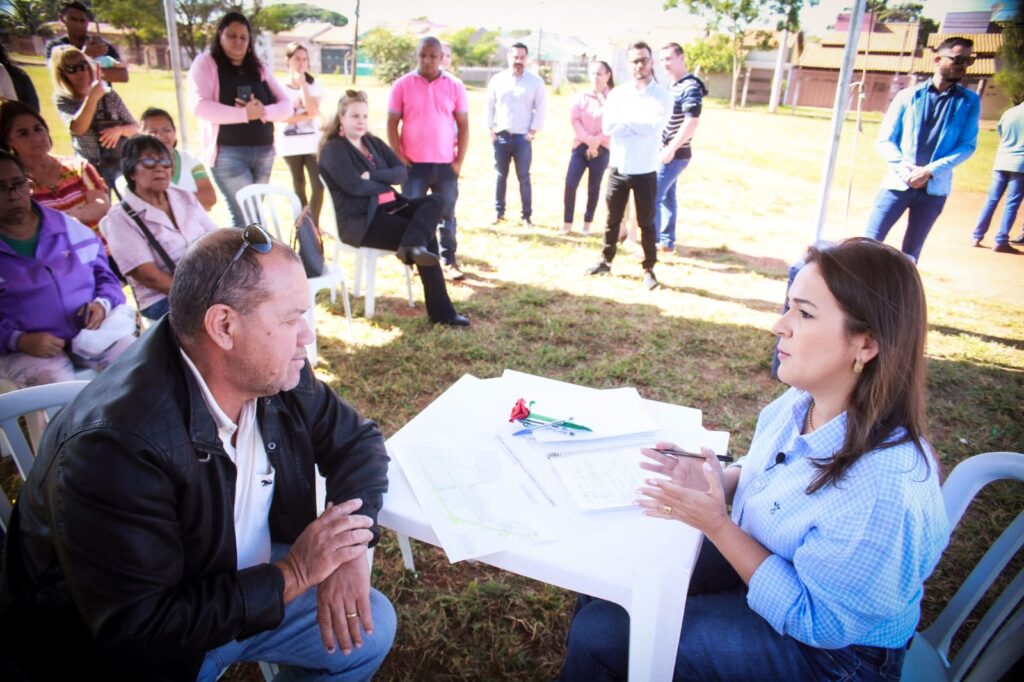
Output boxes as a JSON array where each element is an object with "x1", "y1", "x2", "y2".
[
  {"x1": 319, "y1": 90, "x2": 469, "y2": 326},
  {"x1": 140, "y1": 107, "x2": 218, "y2": 212},
  {"x1": 100, "y1": 136, "x2": 219, "y2": 321},
  {"x1": 560, "y1": 238, "x2": 948, "y2": 681},
  {"x1": 187, "y1": 11, "x2": 291, "y2": 227},
  {"x1": 0, "y1": 150, "x2": 134, "y2": 388},
  {"x1": 0, "y1": 98, "x2": 109, "y2": 230},
  {"x1": 50, "y1": 44, "x2": 138, "y2": 191}
]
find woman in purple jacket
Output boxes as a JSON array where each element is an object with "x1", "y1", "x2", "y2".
[{"x1": 0, "y1": 150, "x2": 134, "y2": 387}]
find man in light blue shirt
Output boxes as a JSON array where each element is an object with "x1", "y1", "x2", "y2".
[
  {"x1": 486, "y1": 42, "x2": 546, "y2": 227},
  {"x1": 972, "y1": 101, "x2": 1024, "y2": 252},
  {"x1": 585, "y1": 41, "x2": 672, "y2": 290},
  {"x1": 864, "y1": 37, "x2": 980, "y2": 262}
]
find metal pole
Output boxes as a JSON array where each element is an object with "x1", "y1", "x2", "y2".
[
  {"x1": 350, "y1": 0, "x2": 360, "y2": 84},
  {"x1": 768, "y1": 28, "x2": 788, "y2": 113},
  {"x1": 162, "y1": 0, "x2": 189, "y2": 149},
  {"x1": 811, "y1": 0, "x2": 866, "y2": 244}
]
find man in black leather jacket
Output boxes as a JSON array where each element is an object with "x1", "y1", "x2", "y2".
[{"x1": 0, "y1": 228, "x2": 396, "y2": 680}]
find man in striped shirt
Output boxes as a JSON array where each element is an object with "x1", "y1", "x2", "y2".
[{"x1": 656, "y1": 43, "x2": 707, "y2": 252}]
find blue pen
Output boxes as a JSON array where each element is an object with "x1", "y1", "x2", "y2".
[{"x1": 512, "y1": 417, "x2": 576, "y2": 437}]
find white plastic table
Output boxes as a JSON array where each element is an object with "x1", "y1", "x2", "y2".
[{"x1": 377, "y1": 377, "x2": 711, "y2": 680}]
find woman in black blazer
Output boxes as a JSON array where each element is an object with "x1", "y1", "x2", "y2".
[{"x1": 319, "y1": 90, "x2": 468, "y2": 326}]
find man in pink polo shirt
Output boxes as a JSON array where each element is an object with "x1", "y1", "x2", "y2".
[{"x1": 387, "y1": 36, "x2": 470, "y2": 280}]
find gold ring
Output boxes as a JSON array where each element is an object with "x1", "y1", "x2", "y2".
[
  {"x1": 661, "y1": 504, "x2": 672, "y2": 514},
  {"x1": 345, "y1": 612, "x2": 358, "y2": 619}
]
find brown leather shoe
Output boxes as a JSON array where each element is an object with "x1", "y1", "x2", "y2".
[{"x1": 993, "y1": 243, "x2": 1022, "y2": 255}]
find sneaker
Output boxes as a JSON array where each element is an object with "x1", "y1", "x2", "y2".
[
  {"x1": 643, "y1": 269, "x2": 659, "y2": 290},
  {"x1": 586, "y1": 261, "x2": 611, "y2": 276},
  {"x1": 561, "y1": 223, "x2": 573, "y2": 235},
  {"x1": 993, "y1": 243, "x2": 1022, "y2": 255},
  {"x1": 660, "y1": 244, "x2": 674, "y2": 253},
  {"x1": 444, "y1": 263, "x2": 466, "y2": 280},
  {"x1": 582, "y1": 222, "x2": 592, "y2": 235},
  {"x1": 520, "y1": 218, "x2": 534, "y2": 228},
  {"x1": 492, "y1": 215, "x2": 505, "y2": 225},
  {"x1": 972, "y1": 239, "x2": 983, "y2": 248},
  {"x1": 1012, "y1": 234, "x2": 1024, "y2": 245}
]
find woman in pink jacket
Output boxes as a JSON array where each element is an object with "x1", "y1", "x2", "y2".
[
  {"x1": 187, "y1": 11, "x2": 291, "y2": 226},
  {"x1": 562, "y1": 61, "x2": 613, "y2": 236}
]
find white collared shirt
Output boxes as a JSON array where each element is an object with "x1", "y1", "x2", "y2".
[
  {"x1": 602, "y1": 79, "x2": 673, "y2": 175},
  {"x1": 486, "y1": 67, "x2": 547, "y2": 134},
  {"x1": 180, "y1": 350, "x2": 276, "y2": 569}
]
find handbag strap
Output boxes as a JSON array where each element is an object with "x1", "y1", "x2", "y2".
[{"x1": 121, "y1": 201, "x2": 177, "y2": 274}]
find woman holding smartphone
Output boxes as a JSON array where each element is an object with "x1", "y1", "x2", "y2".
[
  {"x1": 187, "y1": 11, "x2": 290, "y2": 226},
  {"x1": 278, "y1": 42, "x2": 325, "y2": 226},
  {"x1": 560, "y1": 238, "x2": 949, "y2": 680}
]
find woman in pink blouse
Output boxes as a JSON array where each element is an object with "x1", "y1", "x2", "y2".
[{"x1": 563, "y1": 61, "x2": 613, "y2": 235}]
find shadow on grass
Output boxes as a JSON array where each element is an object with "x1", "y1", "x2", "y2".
[
  {"x1": 929, "y1": 324, "x2": 1024, "y2": 354},
  {"x1": 677, "y1": 245, "x2": 791, "y2": 281}
]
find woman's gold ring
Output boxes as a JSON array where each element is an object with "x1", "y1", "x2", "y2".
[
  {"x1": 660, "y1": 504, "x2": 672, "y2": 514},
  {"x1": 345, "y1": 612, "x2": 358, "y2": 619}
]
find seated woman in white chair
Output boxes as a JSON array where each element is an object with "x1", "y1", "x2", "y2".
[
  {"x1": 560, "y1": 238, "x2": 950, "y2": 681},
  {"x1": 319, "y1": 90, "x2": 468, "y2": 327},
  {"x1": 101, "y1": 135, "x2": 219, "y2": 321},
  {"x1": 0, "y1": 150, "x2": 134, "y2": 388}
]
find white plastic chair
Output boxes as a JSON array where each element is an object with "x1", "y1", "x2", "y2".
[
  {"x1": 333, "y1": 241, "x2": 415, "y2": 319},
  {"x1": 236, "y1": 184, "x2": 353, "y2": 363},
  {"x1": 0, "y1": 381, "x2": 89, "y2": 530},
  {"x1": 902, "y1": 451, "x2": 1024, "y2": 681}
]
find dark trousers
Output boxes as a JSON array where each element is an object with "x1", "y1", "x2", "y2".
[
  {"x1": 564, "y1": 144, "x2": 610, "y2": 223},
  {"x1": 403, "y1": 162, "x2": 459, "y2": 266},
  {"x1": 283, "y1": 154, "x2": 324, "y2": 226},
  {"x1": 602, "y1": 169, "x2": 658, "y2": 271},
  {"x1": 493, "y1": 131, "x2": 533, "y2": 219},
  {"x1": 359, "y1": 194, "x2": 456, "y2": 322}
]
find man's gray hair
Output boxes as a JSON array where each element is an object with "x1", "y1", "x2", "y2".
[{"x1": 169, "y1": 229, "x2": 298, "y2": 341}]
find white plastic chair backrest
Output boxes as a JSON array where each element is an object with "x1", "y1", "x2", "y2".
[
  {"x1": 920, "y1": 451, "x2": 1024, "y2": 680},
  {"x1": 236, "y1": 184, "x2": 303, "y2": 243},
  {"x1": 0, "y1": 381, "x2": 89, "y2": 528}
]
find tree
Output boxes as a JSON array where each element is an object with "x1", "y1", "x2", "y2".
[
  {"x1": 441, "y1": 27, "x2": 500, "y2": 69},
  {"x1": 0, "y1": 0, "x2": 61, "y2": 36},
  {"x1": 684, "y1": 33, "x2": 733, "y2": 74},
  {"x1": 360, "y1": 27, "x2": 416, "y2": 84},
  {"x1": 866, "y1": 1, "x2": 937, "y2": 46},
  {"x1": 259, "y1": 3, "x2": 346, "y2": 33},
  {"x1": 175, "y1": 1, "x2": 228, "y2": 59},
  {"x1": 994, "y1": 7, "x2": 1024, "y2": 105},
  {"x1": 666, "y1": 0, "x2": 770, "y2": 109},
  {"x1": 94, "y1": 0, "x2": 166, "y2": 48}
]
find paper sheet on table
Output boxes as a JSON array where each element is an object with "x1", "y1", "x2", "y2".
[
  {"x1": 542, "y1": 429, "x2": 731, "y2": 512},
  {"x1": 499, "y1": 370, "x2": 659, "y2": 442},
  {"x1": 390, "y1": 435, "x2": 568, "y2": 562}
]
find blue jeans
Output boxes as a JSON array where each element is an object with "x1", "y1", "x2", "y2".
[
  {"x1": 563, "y1": 144, "x2": 609, "y2": 223},
  {"x1": 654, "y1": 157, "x2": 691, "y2": 249},
  {"x1": 560, "y1": 544, "x2": 905, "y2": 681},
  {"x1": 197, "y1": 545, "x2": 396, "y2": 681},
  {"x1": 864, "y1": 187, "x2": 947, "y2": 262},
  {"x1": 972, "y1": 170, "x2": 1024, "y2": 245},
  {"x1": 211, "y1": 144, "x2": 276, "y2": 227},
  {"x1": 404, "y1": 162, "x2": 459, "y2": 266},
  {"x1": 141, "y1": 296, "x2": 170, "y2": 321},
  {"x1": 493, "y1": 131, "x2": 533, "y2": 220}
]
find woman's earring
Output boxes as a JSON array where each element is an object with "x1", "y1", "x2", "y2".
[{"x1": 853, "y1": 358, "x2": 864, "y2": 374}]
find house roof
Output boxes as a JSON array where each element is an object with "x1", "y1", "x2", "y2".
[
  {"x1": 276, "y1": 22, "x2": 335, "y2": 42},
  {"x1": 312, "y1": 25, "x2": 356, "y2": 46},
  {"x1": 925, "y1": 32, "x2": 1003, "y2": 54},
  {"x1": 797, "y1": 42, "x2": 997, "y2": 76},
  {"x1": 819, "y1": 23, "x2": 918, "y2": 54}
]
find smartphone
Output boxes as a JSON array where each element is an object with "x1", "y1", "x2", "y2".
[{"x1": 236, "y1": 85, "x2": 253, "y2": 102}]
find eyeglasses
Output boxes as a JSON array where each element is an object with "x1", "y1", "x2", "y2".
[
  {"x1": 137, "y1": 156, "x2": 173, "y2": 170},
  {"x1": 206, "y1": 224, "x2": 273, "y2": 309},
  {"x1": 0, "y1": 177, "x2": 31, "y2": 199},
  {"x1": 939, "y1": 54, "x2": 976, "y2": 67},
  {"x1": 60, "y1": 61, "x2": 90, "y2": 75}
]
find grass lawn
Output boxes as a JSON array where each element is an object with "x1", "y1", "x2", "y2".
[{"x1": 16, "y1": 65, "x2": 1024, "y2": 679}]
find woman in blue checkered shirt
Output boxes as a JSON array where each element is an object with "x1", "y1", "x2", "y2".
[{"x1": 561, "y1": 238, "x2": 948, "y2": 681}]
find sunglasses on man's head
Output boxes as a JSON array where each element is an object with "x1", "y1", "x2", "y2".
[
  {"x1": 206, "y1": 224, "x2": 273, "y2": 309},
  {"x1": 60, "y1": 62, "x2": 90, "y2": 75},
  {"x1": 939, "y1": 54, "x2": 975, "y2": 67},
  {"x1": 138, "y1": 157, "x2": 173, "y2": 170}
]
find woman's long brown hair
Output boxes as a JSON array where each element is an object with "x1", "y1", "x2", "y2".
[{"x1": 804, "y1": 238, "x2": 930, "y2": 493}]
